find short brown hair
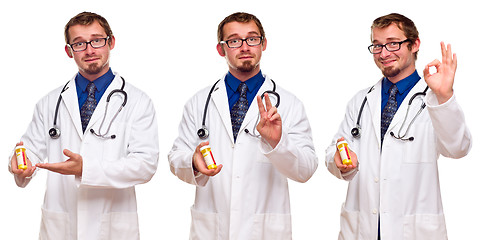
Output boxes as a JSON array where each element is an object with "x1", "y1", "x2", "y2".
[
  {"x1": 64, "y1": 12, "x2": 113, "y2": 44},
  {"x1": 217, "y1": 12, "x2": 265, "y2": 42},
  {"x1": 371, "y1": 13, "x2": 419, "y2": 59}
]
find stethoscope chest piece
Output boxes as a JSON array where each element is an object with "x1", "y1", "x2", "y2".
[
  {"x1": 49, "y1": 127, "x2": 61, "y2": 139},
  {"x1": 351, "y1": 126, "x2": 361, "y2": 138},
  {"x1": 197, "y1": 127, "x2": 209, "y2": 140}
]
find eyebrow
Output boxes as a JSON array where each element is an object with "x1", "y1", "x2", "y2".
[
  {"x1": 225, "y1": 31, "x2": 261, "y2": 40},
  {"x1": 372, "y1": 37, "x2": 403, "y2": 44},
  {"x1": 71, "y1": 34, "x2": 106, "y2": 43}
]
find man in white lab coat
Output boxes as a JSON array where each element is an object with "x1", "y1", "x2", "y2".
[
  {"x1": 169, "y1": 12, "x2": 318, "y2": 239},
  {"x1": 8, "y1": 12, "x2": 159, "y2": 239},
  {"x1": 325, "y1": 13, "x2": 472, "y2": 240}
]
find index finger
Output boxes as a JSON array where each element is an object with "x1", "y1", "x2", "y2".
[
  {"x1": 36, "y1": 162, "x2": 65, "y2": 173},
  {"x1": 257, "y1": 95, "x2": 266, "y2": 114}
]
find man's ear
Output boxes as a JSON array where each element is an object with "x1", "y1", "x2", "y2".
[
  {"x1": 216, "y1": 43, "x2": 225, "y2": 57},
  {"x1": 108, "y1": 35, "x2": 116, "y2": 50},
  {"x1": 65, "y1": 45, "x2": 73, "y2": 58}
]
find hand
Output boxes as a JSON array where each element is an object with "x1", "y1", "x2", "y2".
[
  {"x1": 256, "y1": 93, "x2": 282, "y2": 148},
  {"x1": 424, "y1": 42, "x2": 457, "y2": 104},
  {"x1": 10, "y1": 142, "x2": 36, "y2": 179},
  {"x1": 36, "y1": 149, "x2": 83, "y2": 176},
  {"x1": 192, "y1": 141, "x2": 222, "y2": 177},
  {"x1": 334, "y1": 137, "x2": 358, "y2": 173}
]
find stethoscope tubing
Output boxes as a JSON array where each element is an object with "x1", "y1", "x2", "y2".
[
  {"x1": 198, "y1": 79, "x2": 279, "y2": 140},
  {"x1": 352, "y1": 85, "x2": 428, "y2": 141},
  {"x1": 50, "y1": 76, "x2": 127, "y2": 139}
]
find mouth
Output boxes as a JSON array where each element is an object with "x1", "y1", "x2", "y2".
[
  {"x1": 380, "y1": 58, "x2": 396, "y2": 67},
  {"x1": 84, "y1": 57, "x2": 100, "y2": 63},
  {"x1": 238, "y1": 55, "x2": 254, "y2": 60}
]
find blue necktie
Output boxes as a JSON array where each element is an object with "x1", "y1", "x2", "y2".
[
  {"x1": 231, "y1": 82, "x2": 249, "y2": 141},
  {"x1": 381, "y1": 84, "x2": 398, "y2": 143},
  {"x1": 80, "y1": 82, "x2": 97, "y2": 132}
]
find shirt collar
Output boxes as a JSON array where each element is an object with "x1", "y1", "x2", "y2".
[
  {"x1": 225, "y1": 70, "x2": 264, "y2": 93},
  {"x1": 382, "y1": 70, "x2": 421, "y2": 95},
  {"x1": 75, "y1": 68, "x2": 114, "y2": 93}
]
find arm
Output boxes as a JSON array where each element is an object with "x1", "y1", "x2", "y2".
[
  {"x1": 425, "y1": 93, "x2": 472, "y2": 158},
  {"x1": 325, "y1": 96, "x2": 360, "y2": 181},
  {"x1": 9, "y1": 100, "x2": 48, "y2": 187},
  {"x1": 168, "y1": 96, "x2": 213, "y2": 186},
  {"x1": 424, "y1": 42, "x2": 472, "y2": 158},
  {"x1": 257, "y1": 94, "x2": 318, "y2": 183}
]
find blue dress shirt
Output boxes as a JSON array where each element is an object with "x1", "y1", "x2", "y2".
[
  {"x1": 381, "y1": 70, "x2": 421, "y2": 111},
  {"x1": 225, "y1": 71, "x2": 265, "y2": 111},
  {"x1": 75, "y1": 68, "x2": 115, "y2": 109}
]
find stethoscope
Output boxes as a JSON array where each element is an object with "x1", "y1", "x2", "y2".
[
  {"x1": 197, "y1": 79, "x2": 280, "y2": 140},
  {"x1": 351, "y1": 85, "x2": 429, "y2": 141},
  {"x1": 49, "y1": 77, "x2": 128, "y2": 139}
]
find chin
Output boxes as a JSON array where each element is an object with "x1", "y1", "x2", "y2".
[{"x1": 382, "y1": 67, "x2": 400, "y2": 78}]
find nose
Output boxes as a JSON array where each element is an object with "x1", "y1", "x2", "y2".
[
  {"x1": 379, "y1": 46, "x2": 391, "y2": 58},
  {"x1": 85, "y1": 42, "x2": 96, "y2": 54},
  {"x1": 239, "y1": 40, "x2": 250, "y2": 51}
]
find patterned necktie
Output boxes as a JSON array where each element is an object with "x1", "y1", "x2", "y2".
[
  {"x1": 381, "y1": 84, "x2": 398, "y2": 143},
  {"x1": 80, "y1": 82, "x2": 97, "y2": 132},
  {"x1": 231, "y1": 82, "x2": 249, "y2": 141}
]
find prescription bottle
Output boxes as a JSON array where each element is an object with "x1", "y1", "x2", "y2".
[
  {"x1": 15, "y1": 146, "x2": 28, "y2": 170},
  {"x1": 336, "y1": 140, "x2": 352, "y2": 165},
  {"x1": 200, "y1": 145, "x2": 217, "y2": 170}
]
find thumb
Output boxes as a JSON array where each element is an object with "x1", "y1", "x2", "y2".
[{"x1": 63, "y1": 149, "x2": 75, "y2": 158}]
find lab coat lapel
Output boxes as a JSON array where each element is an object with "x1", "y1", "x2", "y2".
[
  {"x1": 211, "y1": 78, "x2": 235, "y2": 144},
  {"x1": 86, "y1": 75, "x2": 123, "y2": 134},
  {"x1": 366, "y1": 79, "x2": 383, "y2": 146},
  {"x1": 61, "y1": 78, "x2": 83, "y2": 138}
]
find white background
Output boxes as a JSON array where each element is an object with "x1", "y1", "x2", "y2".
[{"x1": 1, "y1": 0, "x2": 478, "y2": 239}]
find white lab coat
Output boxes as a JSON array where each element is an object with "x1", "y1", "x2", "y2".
[
  {"x1": 325, "y1": 78, "x2": 472, "y2": 240},
  {"x1": 9, "y1": 73, "x2": 159, "y2": 240},
  {"x1": 169, "y1": 74, "x2": 318, "y2": 240}
]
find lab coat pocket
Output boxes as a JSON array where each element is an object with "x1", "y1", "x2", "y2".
[
  {"x1": 99, "y1": 212, "x2": 139, "y2": 240},
  {"x1": 339, "y1": 204, "x2": 366, "y2": 240},
  {"x1": 403, "y1": 213, "x2": 447, "y2": 239},
  {"x1": 39, "y1": 207, "x2": 71, "y2": 240},
  {"x1": 190, "y1": 207, "x2": 219, "y2": 240},
  {"x1": 402, "y1": 122, "x2": 437, "y2": 164},
  {"x1": 251, "y1": 213, "x2": 292, "y2": 240}
]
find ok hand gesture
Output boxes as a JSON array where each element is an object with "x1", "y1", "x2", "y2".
[{"x1": 424, "y1": 42, "x2": 457, "y2": 104}]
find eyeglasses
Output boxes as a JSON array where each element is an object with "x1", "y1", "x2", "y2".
[
  {"x1": 220, "y1": 36, "x2": 264, "y2": 48},
  {"x1": 368, "y1": 39, "x2": 410, "y2": 54},
  {"x1": 68, "y1": 36, "x2": 110, "y2": 52}
]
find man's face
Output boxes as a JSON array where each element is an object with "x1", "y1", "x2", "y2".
[
  {"x1": 217, "y1": 21, "x2": 266, "y2": 76},
  {"x1": 65, "y1": 21, "x2": 115, "y2": 80},
  {"x1": 371, "y1": 24, "x2": 419, "y2": 83}
]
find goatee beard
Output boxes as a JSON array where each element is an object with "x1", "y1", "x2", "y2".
[
  {"x1": 237, "y1": 61, "x2": 257, "y2": 73},
  {"x1": 382, "y1": 66, "x2": 401, "y2": 78}
]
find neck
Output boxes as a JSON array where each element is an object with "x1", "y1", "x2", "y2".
[{"x1": 387, "y1": 65, "x2": 416, "y2": 84}]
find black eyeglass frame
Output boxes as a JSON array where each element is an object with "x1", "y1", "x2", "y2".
[
  {"x1": 220, "y1": 36, "x2": 264, "y2": 48},
  {"x1": 368, "y1": 39, "x2": 411, "y2": 54},
  {"x1": 68, "y1": 36, "x2": 111, "y2": 52}
]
